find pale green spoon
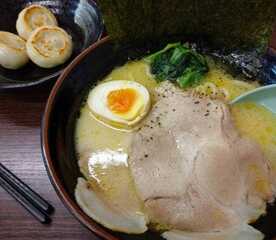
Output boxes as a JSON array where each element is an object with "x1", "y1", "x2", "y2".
[{"x1": 230, "y1": 84, "x2": 276, "y2": 114}]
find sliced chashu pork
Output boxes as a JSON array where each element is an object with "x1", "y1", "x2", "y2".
[
  {"x1": 75, "y1": 150, "x2": 148, "y2": 233},
  {"x1": 128, "y1": 82, "x2": 273, "y2": 236},
  {"x1": 162, "y1": 224, "x2": 264, "y2": 240}
]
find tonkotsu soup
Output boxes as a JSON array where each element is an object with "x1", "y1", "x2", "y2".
[{"x1": 74, "y1": 44, "x2": 276, "y2": 239}]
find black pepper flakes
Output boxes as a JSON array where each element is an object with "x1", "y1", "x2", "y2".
[{"x1": 194, "y1": 101, "x2": 200, "y2": 104}]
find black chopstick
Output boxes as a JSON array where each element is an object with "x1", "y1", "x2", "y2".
[
  {"x1": 0, "y1": 162, "x2": 54, "y2": 214},
  {"x1": 0, "y1": 174, "x2": 51, "y2": 224},
  {"x1": 0, "y1": 163, "x2": 54, "y2": 222},
  {"x1": 0, "y1": 163, "x2": 54, "y2": 214}
]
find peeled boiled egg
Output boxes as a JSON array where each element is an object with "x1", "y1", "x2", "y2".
[
  {"x1": 0, "y1": 31, "x2": 29, "y2": 69},
  {"x1": 16, "y1": 4, "x2": 58, "y2": 40},
  {"x1": 87, "y1": 80, "x2": 151, "y2": 128},
  {"x1": 26, "y1": 26, "x2": 73, "y2": 68}
]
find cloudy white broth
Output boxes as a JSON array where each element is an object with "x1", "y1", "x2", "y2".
[{"x1": 74, "y1": 56, "x2": 276, "y2": 237}]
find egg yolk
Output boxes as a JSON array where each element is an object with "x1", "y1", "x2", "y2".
[{"x1": 107, "y1": 88, "x2": 137, "y2": 114}]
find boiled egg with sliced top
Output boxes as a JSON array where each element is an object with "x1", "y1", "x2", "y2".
[
  {"x1": 87, "y1": 80, "x2": 151, "y2": 128},
  {"x1": 26, "y1": 26, "x2": 73, "y2": 68},
  {"x1": 16, "y1": 4, "x2": 58, "y2": 40},
  {"x1": 0, "y1": 31, "x2": 29, "y2": 69}
]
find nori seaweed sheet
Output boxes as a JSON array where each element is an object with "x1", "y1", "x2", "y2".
[{"x1": 98, "y1": 0, "x2": 276, "y2": 51}]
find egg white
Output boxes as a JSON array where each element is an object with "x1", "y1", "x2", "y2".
[
  {"x1": 0, "y1": 31, "x2": 29, "y2": 70},
  {"x1": 16, "y1": 4, "x2": 58, "y2": 40},
  {"x1": 26, "y1": 26, "x2": 73, "y2": 68},
  {"x1": 87, "y1": 80, "x2": 151, "y2": 128}
]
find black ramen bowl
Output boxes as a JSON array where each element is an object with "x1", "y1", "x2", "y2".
[
  {"x1": 0, "y1": 0, "x2": 103, "y2": 90},
  {"x1": 42, "y1": 36, "x2": 276, "y2": 240}
]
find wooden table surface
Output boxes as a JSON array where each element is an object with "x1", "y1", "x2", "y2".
[{"x1": 0, "y1": 86, "x2": 100, "y2": 240}]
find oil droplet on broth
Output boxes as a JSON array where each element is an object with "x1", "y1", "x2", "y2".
[
  {"x1": 104, "y1": 60, "x2": 158, "y2": 97},
  {"x1": 75, "y1": 59, "x2": 264, "y2": 213},
  {"x1": 196, "y1": 60, "x2": 259, "y2": 101},
  {"x1": 231, "y1": 102, "x2": 276, "y2": 186},
  {"x1": 75, "y1": 105, "x2": 144, "y2": 213},
  {"x1": 75, "y1": 60, "x2": 157, "y2": 207},
  {"x1": 75, "y1": 105, "x2": 133, "y2": 178}
]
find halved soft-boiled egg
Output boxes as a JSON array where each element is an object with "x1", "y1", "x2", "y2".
[{"x1": 87, "y1": 80, "x2": 151, "y2": 128}]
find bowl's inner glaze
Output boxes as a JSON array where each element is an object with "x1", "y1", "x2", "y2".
[
  {"x1": 45, "y1": 39, "x2": 276, "y2": 240},
  {"x1": 0, "y1": 0, "x2": 103, "y2": 88}
]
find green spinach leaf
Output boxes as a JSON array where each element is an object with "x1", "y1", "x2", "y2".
[{"x1": 145, "y1": 43, "x2": 209, "y2": 88}]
